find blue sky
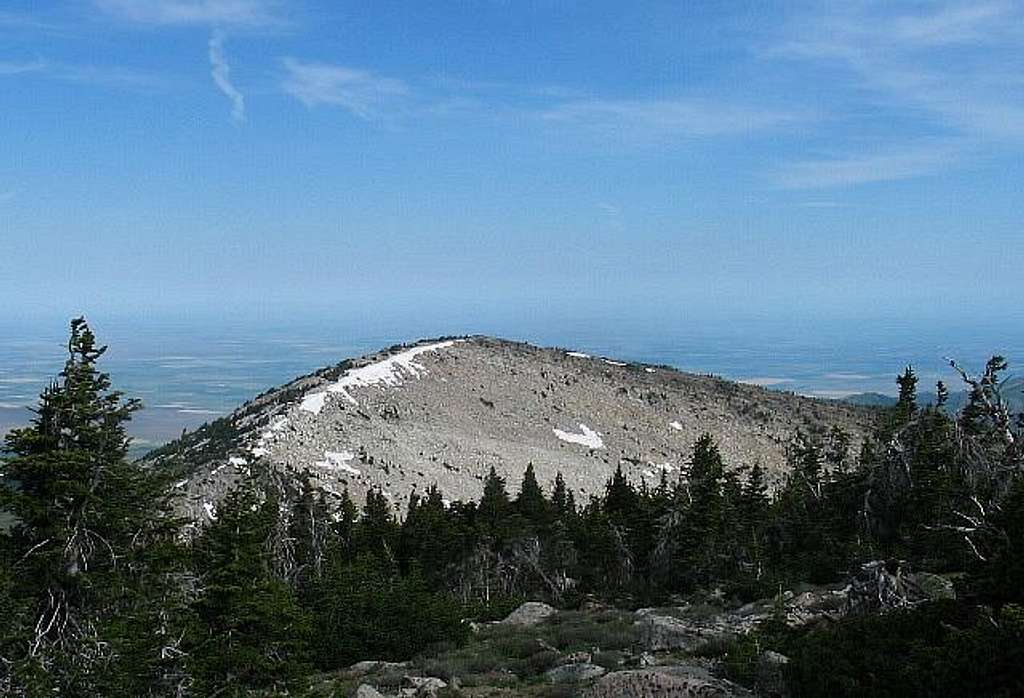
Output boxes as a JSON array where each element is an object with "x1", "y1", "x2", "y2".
[{"x1": 1, "y1": 1, "x2": 1022, "y2": 325}]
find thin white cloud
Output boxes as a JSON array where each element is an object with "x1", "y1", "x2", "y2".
[
  {"x1": 95, "y1": 0, "x2": 279, "y2": 26},
  {"x1": 539, "y1": 98, "x2": 803, "y2": 139},
  {"x1": 768, "y1": 1, "x2": 1024, "y2": 186},
  {"x1": 208, "y1": 31, "x2": 245, "y2": 122},
  {"x1": 0, "y1": 12, "x2": 64, "y2": 33},
  {"x1": 773, "y1": 145, "x2": 960, "y2": 189},
  {"x1": 0, "y1": 60, "x2": 47, "y2": 75},
  {"x1": 0, "y1": 58, "x2": 166, "y2": 89},
  {"x1": 281, "y1": 59, "x2": 409, "y2": 120},
  {"x1": 797, "y1": 201, "x2": 846, "y2": 209}
]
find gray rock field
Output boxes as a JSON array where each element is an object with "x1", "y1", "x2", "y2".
[{"x1": 147, "y1": 336, "x2": 874, "y2": 523}]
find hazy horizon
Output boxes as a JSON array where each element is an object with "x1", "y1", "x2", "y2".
[{"x1": 3, "y1": 307, "x2": 1021, "y2": 448}]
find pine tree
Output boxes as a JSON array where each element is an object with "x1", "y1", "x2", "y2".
[
  {"x1": 604, "y1": 464, "x2": 637, "y2": 527},
  {"x1": 478, "y1": 466, "x2": 515, "y2": 543},
  {"x1": 551, "y1": 472, "x2": 569, "y2": 517},
  {"x1": 353, "y1": 488, "x2": 400, "y2": 563},
  {"x1": 895, "y1": 365, "x2": 919, "y2": 424},
  {"x1": 0, "y1": 318, "x2": 187, "y2": 695},
  {"x1": 190, "y1": 480, "x2": 311, "y2": 695},
  {"x1": 515, "y1": 463, "x2": 549, "y2": 531}
]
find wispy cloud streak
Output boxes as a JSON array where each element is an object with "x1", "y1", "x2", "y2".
[
  {"x1": 0, "y1": 58, "x2": 166, "y2": 89},
  {"x1": 0, "y1": 60, "x2": 47, "y2": 76},
  {"x1": 539, "y1": 98, "x2": 804, "y2": 139},
  {"x1": 774, "y1": 145, "x2": 961, "y2": 189},
  {"x1": 209, "y1": 31, "x2": 245, "y2": 122},
  {"x1": 767, "y1": 0, "x2": 1024, "y2": 186},
  {"x1": 281, "y1": 59, "x2": 409, "y2": 121},
  {"x1": 95, "y1": 0, "x2": 279, "y2": 27}
]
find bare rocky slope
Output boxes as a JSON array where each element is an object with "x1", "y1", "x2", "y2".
[{"x1": 146, "y1": 336, "x2": 875, "y2": 524}]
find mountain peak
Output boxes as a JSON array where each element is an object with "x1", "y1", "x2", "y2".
[{"x1": 147, "y1": 336, "x2": 874, "y2": 523}]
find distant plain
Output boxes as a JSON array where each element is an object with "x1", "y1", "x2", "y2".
[{"x1": 2, "y1": 307, "x2": 1020, "y2": 451}]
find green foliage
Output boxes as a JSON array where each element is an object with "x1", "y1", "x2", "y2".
[
  {"x1": 309, "y1": 553, "x2": 469, "y2": 670},
  {"x1": 780, "y1": 601, "x2": 1024, "y2": 697},
  {"x1": 190, "y1": 481, "x2": 312, "y2": 695},
  {"x1": 0, "y1": 318, "x2": 187, "y2": 696}
]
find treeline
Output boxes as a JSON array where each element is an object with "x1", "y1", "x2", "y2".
[{"x1": 1, "y1": 319, "x2": 1022, "y2": 696}]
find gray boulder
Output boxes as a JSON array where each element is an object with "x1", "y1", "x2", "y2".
[
  {"x1": 500, "y1": 601, "x2": 557, "y2": 627},
  {"x1": 584, "y1": 665, "x2": 752, "y2": 697},
  {"x1": 546, "y1": 662, "x2": 607, "y2": 683},
  {"x1": 353, "y1": 685, "x2": 386, "y2": 698},
  {"x1": 349, "y1": 660, "x2": 409, "y2": 676},
  {"x1": 401, "y1": 675, "x2": 447, "y2": 697},
  {"x1": 634, "y1": 612, "x2": 709, "y2": 652},
  {"x1": 910, "y1": 571, "x2": 956, "y2": 601}
]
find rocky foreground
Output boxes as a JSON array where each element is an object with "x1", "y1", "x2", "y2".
[
  {"x1": 305, "y1": 561, "x2": 954, "y2": 697},
  {"x1": 147, "y1": 336, "x2": 873, "y2": 524}
]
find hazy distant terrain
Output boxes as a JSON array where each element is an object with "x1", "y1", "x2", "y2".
[{"x1": 4, "y1": 314, "x2": 1017, "y2": 451}]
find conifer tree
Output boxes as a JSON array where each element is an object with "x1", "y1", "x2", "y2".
[
  {"x1": 353, "y1": 488, "x2": 400, "y2": 563},
  {"x1": 478, "y1": 466, "x2": 515, "y2": 543},
  {"x1": 190, "y1": 480, "x2": 311, "y2": 695},
  {"x1": 895, "y1": 365, "x2": 919, "y2": 425},
  {"x1": 515, "y1": 463, "x2": 549, "y2": 531},
  {"x1": 0, "y1": 318, "x2": 187, "y2": 695}
]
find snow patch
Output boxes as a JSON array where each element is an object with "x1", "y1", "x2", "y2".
[
  {"x1": 250, "y1": 446, "x2": 270, "y2": 458},
  {"x1": 315, "y1": 450, "x2": 361, "y2": 476},
  {"x1": 553, "y1": 423, "x2": 604, "y2": 449},
  {"x1": 174, "y1": 479, "x2": 189, "y2": 489},
  {"x1": 300, "y1": 391, "x2": 328, "y2": 413},
  {"x1": 669, "y1": 421, "x2": 683, "y2": 431},
  {"x1": 644, "y1": 367, "x2": 656, "y2": 374},
  {"x1": 566, "y1": 351, "x2": 591, "y2": 359},
  {"x1": 228, "y1": 456, "x2": 248, "y2": 467},
  {"x1": 299, "y1": 340, "x2": 459, "y2": 414},
  {"x1": 602, "y1": 359, "x2": 627, "y2": 367},
  {"x1": 202, "y1": 502, "x2": 217, "y2": 521}
]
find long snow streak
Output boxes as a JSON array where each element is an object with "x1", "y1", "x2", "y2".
[{"x1": 300, "y1": 341, "x2": 458, "y2": 414}]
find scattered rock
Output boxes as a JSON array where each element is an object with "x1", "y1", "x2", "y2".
[
  {"x1": 353, "y1": 685, "x2": 386, "y2": 698},
  {"x1": 584, "y1": 665, "x2": 752, "y2": 697},
  {"x1": 348, "y1": 660, "x2": 410, "y2": 676},
  {"x1": 401, "y1": 675, "x2": 447, "y2": 697},
  {"x1": 910, "y1": 571, "x2": 956, "y2": 601},
  {"x1": 500, "y1": 601, "x2": 557, "y2": 627},
  {"x1": 546, "y1": 662, "x2": 607, "y2": 683},
  {"x1": 565, "y1": 650, "x2": 593, "y2": 664},
  {"x1": 634, "y1": 612, "x2": 730, "y2": 651}
]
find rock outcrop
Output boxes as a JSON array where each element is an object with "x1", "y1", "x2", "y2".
[
  {"x1": 585, "y1": 665, "x2": 753, "y2": 697},
  {"x1": 499, "y1": 601, "x2": 557, "y2": 627}
]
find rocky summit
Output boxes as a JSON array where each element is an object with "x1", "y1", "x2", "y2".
[{"x1": 147, "y1": 336, "x2": 874, "y2": 523}]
